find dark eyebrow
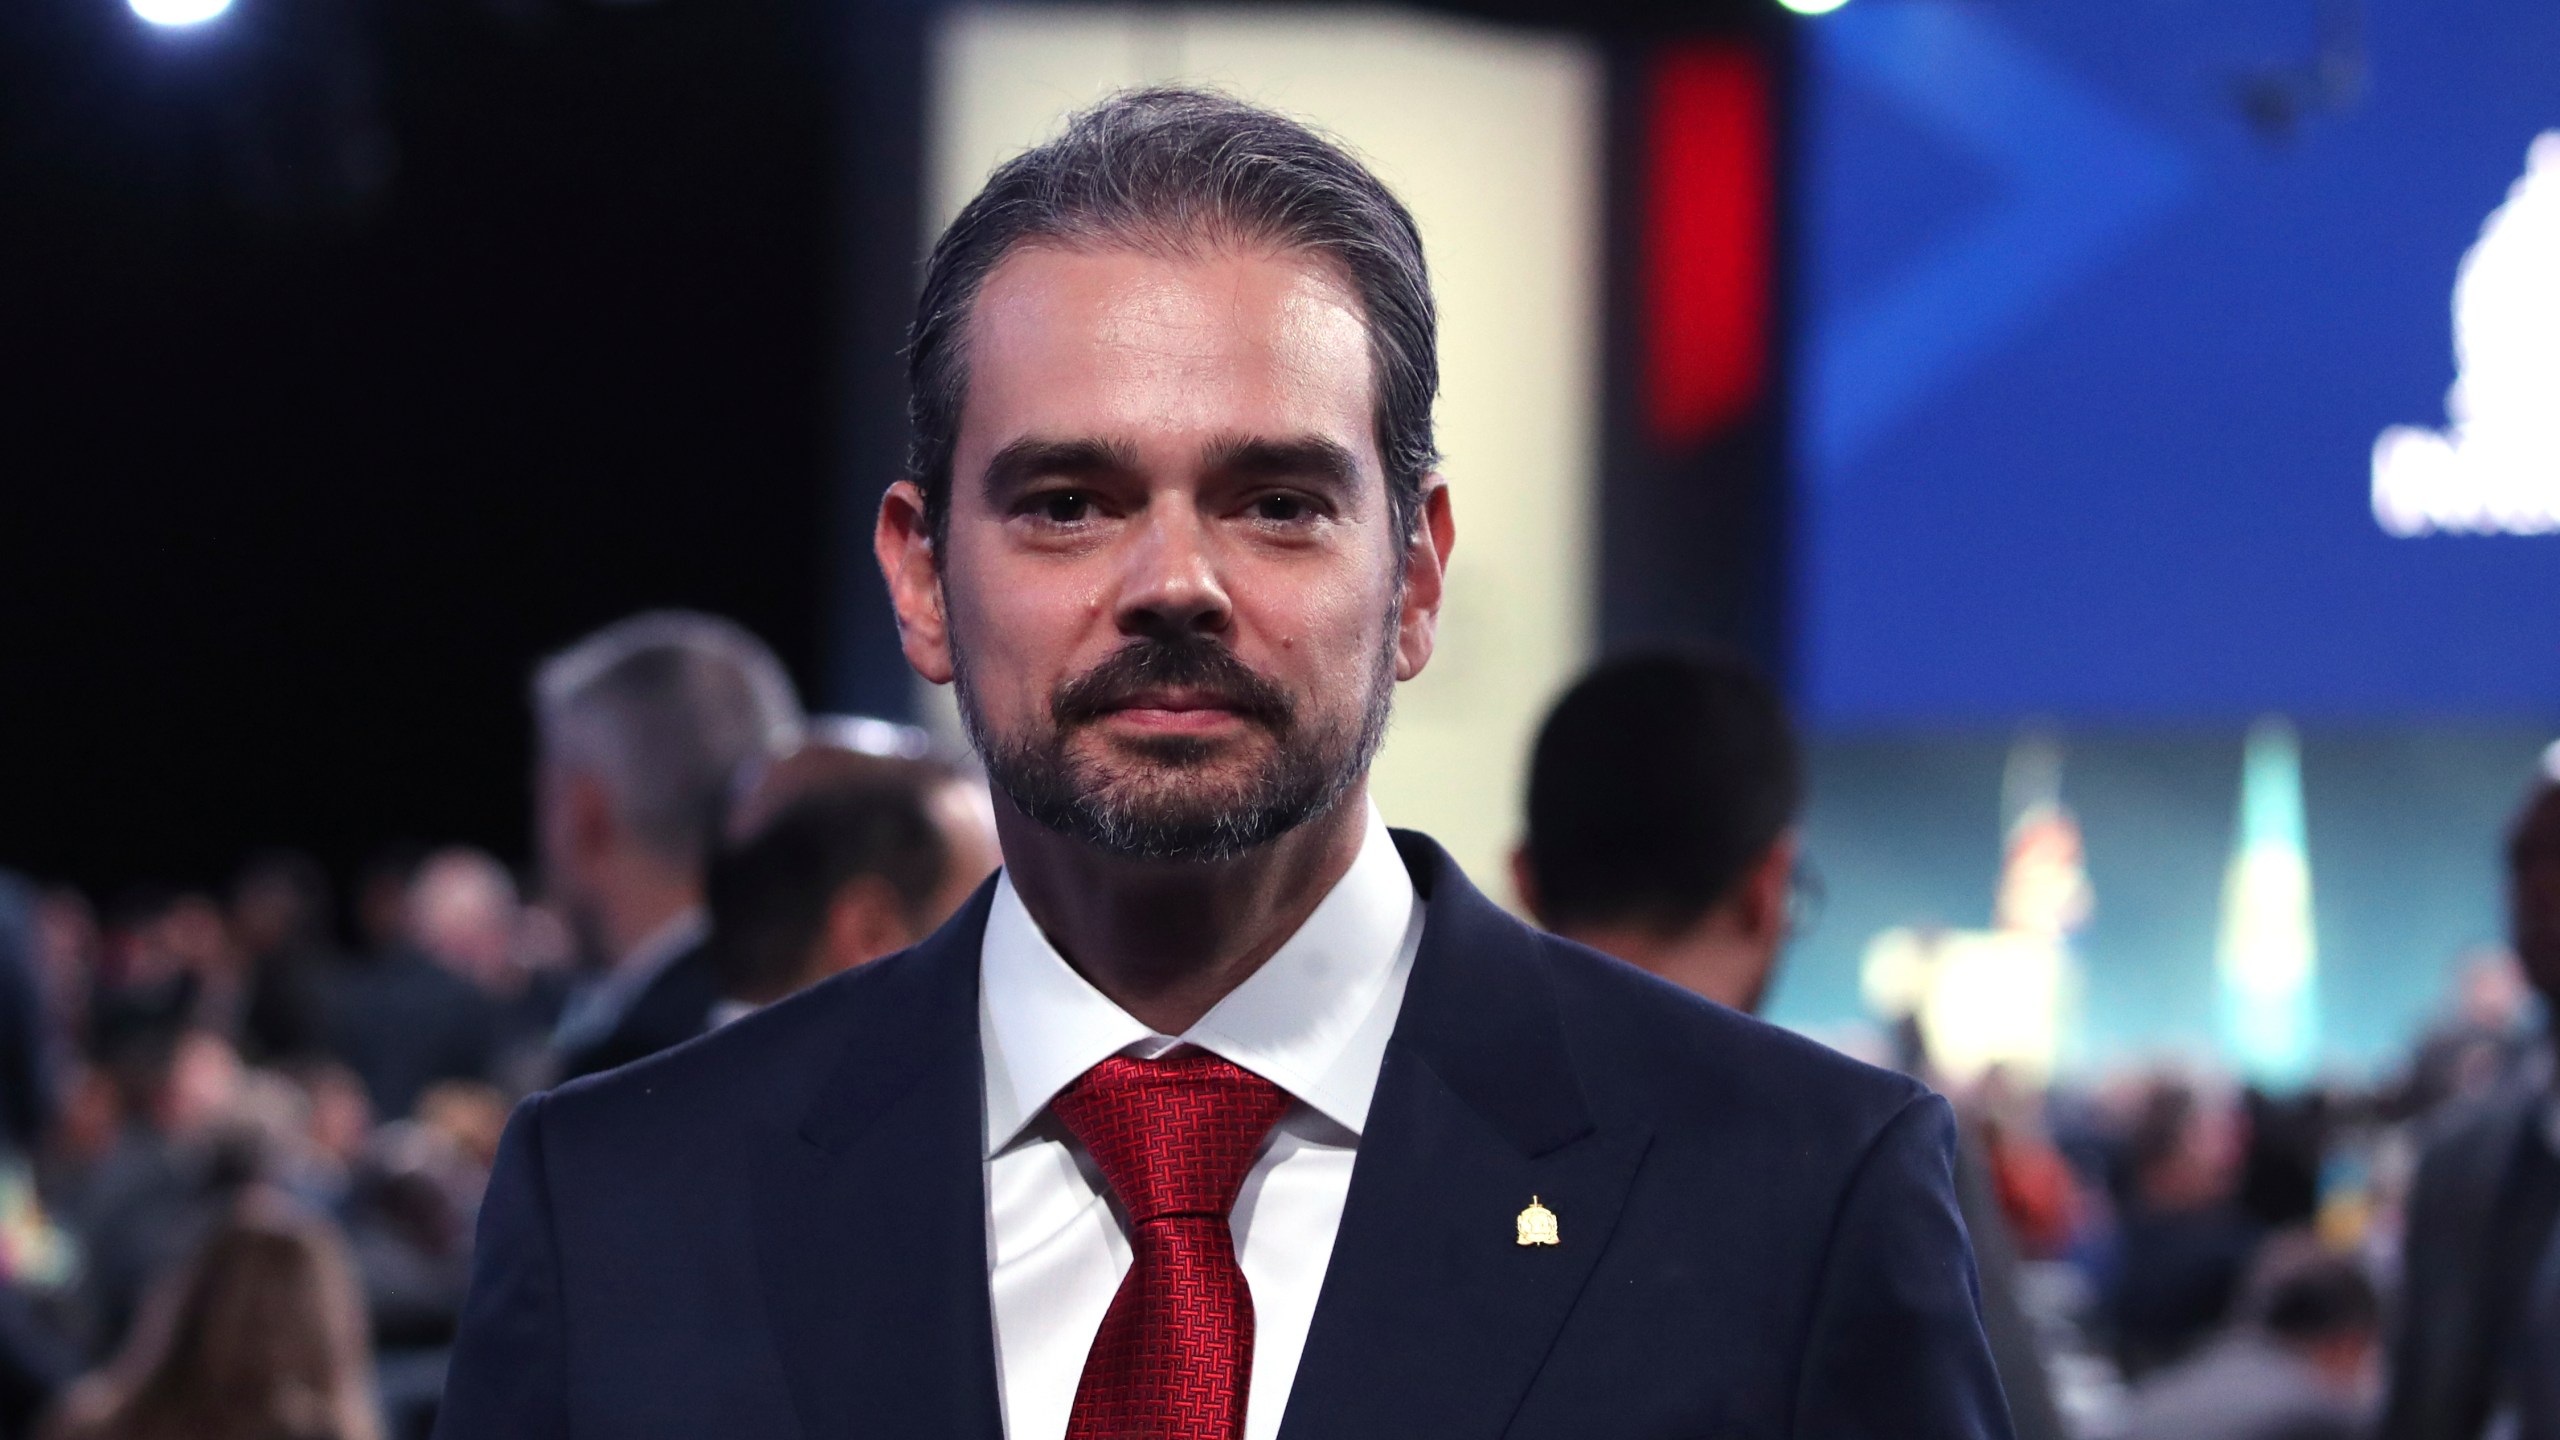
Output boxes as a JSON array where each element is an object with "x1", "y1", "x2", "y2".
[
  {"x1": 1201, "y1": 435, "x2": 1364, "y2": 492},
  {"x1": 978, "y1": 437, "x2": 1144, "y2": 504}
]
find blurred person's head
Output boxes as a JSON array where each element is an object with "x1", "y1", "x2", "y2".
[
  {"x1": 286, "y1": 1062, "x2": 372, "y2": 1173},
  {"x1": 227, "y1": 851, "x2": 333, "y2": 961},
  {"x1": 414, "y1": 1080, "x2": 508, "y2": 1174},
  {"x1": 875, "y1": 87, "x2": 1452, "y2": 869},
  {"x1": 92, "y1": 1011, "x2": 240, "y2": 1145},
  {"x1": 2452, "y1": 944, "x2": 2530, "y2": 1030},
  {"x1": 159, "y1": 1030, "x2": 243, "y2": 1143},
  {"x1": 403, "y1": 847, "x2": 520, "y2": 993},
  {"x1": 103, "y1": 888, "x2": 233, "y2": 994},
  {"x1": 2505, "y1": 776, "x2": 2560, "y2": 1012},
  {"x1": 726, "y1": 722, "x2": 1002, "y2": 910},
  {"x1": 48, "y1": 1191, "x2": 380, "y2": 1440},
  {"x1": 52, "y1": 1062, "x2": 124, "y2": 1168},
  {"x1": 2237, "y1": 1232, "x2": 2382, "y2": 1394},
  {"x1": 1513, "y1": 650, "x2": 1804, "y2": 1014},
  {"x1": 709, "y1": 758, "x2": 988, "y2": 1009},
  {"x1": 2125, "y1": 1075, "x2": 2245, "y2": 1213},
  {"x1": 532, "y1": 611, "x2": 804, "y2": 966},
  {"x1": 351, "y1": 843, "x2": 427, "y2": 958},
  {"x1": 204, "y1": 1069, "x2": 317, "y2": 1195},
  {"x1": 159, "y1": 893, "x2": 238, "y2": 984}
]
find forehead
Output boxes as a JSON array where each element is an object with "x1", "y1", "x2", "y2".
[{"x1": 958, "y1": 243, "x2": 1378, "y2": 468}]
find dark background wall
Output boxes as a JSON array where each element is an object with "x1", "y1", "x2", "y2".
[{"x1": 0, "y1": 0, "x2": 861, "y2": 894}]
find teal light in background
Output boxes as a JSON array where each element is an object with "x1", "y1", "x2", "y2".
[{"x1": 2216, "y1": 718, "x2": 2319, "y2": 1083}]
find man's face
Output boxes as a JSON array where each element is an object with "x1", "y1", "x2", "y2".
[{"x1": 881, "y1": 243, "x2": 1447, "y2": 862}]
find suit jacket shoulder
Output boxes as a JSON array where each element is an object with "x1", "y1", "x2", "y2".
[
  {"x1": 1539, "y1": 925, "x2": 1930, "y2": 1159},
  {"x1": 443, "y1": 844, "x2": 2010, "y2": 1440}
]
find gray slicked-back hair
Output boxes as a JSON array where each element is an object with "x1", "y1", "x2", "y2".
[
  {"x1": 533, "y1": 611, "x2": 806, "y2": 870},
  {"x1": 907, "y1": 86, "x2": 1440, "y2": 544}
]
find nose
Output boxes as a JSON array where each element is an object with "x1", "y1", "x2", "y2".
[{"x1": 1116, "y1": 498, "x2": 1232, "y2": 641}]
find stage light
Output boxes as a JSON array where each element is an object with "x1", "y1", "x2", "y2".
[
  {"x1": 129, "y1": 0, "x2": 232, "y2": 27},
  {"x1": 1777, "y1": 0, "x2": 1852, "y2": 14}
]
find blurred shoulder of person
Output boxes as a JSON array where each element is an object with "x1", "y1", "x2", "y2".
[
  {"x1": 531, "y1": 612, "x2": 805, "y2": 1083},
  {"x1": 2118, "y1": 1232, "x2": 2381, "y2": 1440},
  {"x1": 2383, "y1": 776, "x2": 2560, "y2": 1440},
  {"x1": 705, "y1": 730, "x2": 999, "y2": 1025},
  {"x1": 41, "y1": 1190, "x2": 378, "y2": 1440}
]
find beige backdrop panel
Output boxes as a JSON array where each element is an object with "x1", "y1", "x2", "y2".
[{"x1": 927, "y1": 6, "x2": 1601, "y2": 905}]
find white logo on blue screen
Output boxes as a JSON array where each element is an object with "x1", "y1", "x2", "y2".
[{"x1": 2373, "y1": 133, "x2": 2560, "y2": 538}]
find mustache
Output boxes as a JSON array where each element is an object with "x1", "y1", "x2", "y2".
[{"x1": 1052, "y1": 634, "x2": 1295, "y2": 731}]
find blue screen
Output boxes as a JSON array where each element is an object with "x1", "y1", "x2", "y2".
[{"x1": 1796, "y1": 0, "x2": 2560, "y2": 726}]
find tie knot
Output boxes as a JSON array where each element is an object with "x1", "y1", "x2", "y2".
[{"x1": 1050, "y1": 1053, "x2": 1291, "y2": 1225}]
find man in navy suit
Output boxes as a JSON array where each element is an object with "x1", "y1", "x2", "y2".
[{"x1": 436, "y1": 87, "x2": 2014, "y2": 1440}]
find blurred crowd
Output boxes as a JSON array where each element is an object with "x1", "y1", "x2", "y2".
[
  {"x1": 0, "y1": 612, "x2": 999, "y2": 1440},
  {"x1": 1513, "y1": 652, "x2": 2560, "y2": 1440},
  {"x1": 2, "y1": 614, "x2": 2556, "y2": 1440}
]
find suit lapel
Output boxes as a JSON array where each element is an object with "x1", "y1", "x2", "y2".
[
  {"x1": 751, "y1": 885, "x2": 1004, "y2": 1440},
  {"x1": 1279, "y1": 834, "x2": 1652, "y2": 1440}
]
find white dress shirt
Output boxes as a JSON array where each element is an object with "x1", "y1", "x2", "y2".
[{"x1": 979, "y1": 805, "x2": 1424, "y2": 1440}]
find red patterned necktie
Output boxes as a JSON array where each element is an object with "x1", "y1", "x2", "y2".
[{"x1": 1049, "y1": 1052, "x2": 1292, "y2": 1440}]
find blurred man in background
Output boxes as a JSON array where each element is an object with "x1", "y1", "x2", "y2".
[
  {"x1": 531, "y1": 611, "x2": 803, "y2": 1082},
  {"x1": 2111, "y1": 1077, "x2": 2261, "y2": 1378},
  {"x1": 320, "y1": 857, "x2": 499, "y2": 1124},
  {"x1": 2384, "y1": 774, "x2": 2560, "y2": 1440},
  {"x1": 2120, "y1": 1232, "x2": 2381, "y2": 1440},
  {"x1": 704, "y1": 741, "x2": 998, "y2": 1024},
  {"x1": 1514, "y1": 649, "x2": 1801, "y2": 1013},
  {"x1": 1517, "y1": 648, "x2": 2068, "y2": 1440}
]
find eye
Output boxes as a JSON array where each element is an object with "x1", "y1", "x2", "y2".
[
  {"x1": 1250, "y1": 492, "x2": 1311, "y2": 523},
  {"x1": 1033, "y1": 490, "x2": 1093, "y2": 525}
]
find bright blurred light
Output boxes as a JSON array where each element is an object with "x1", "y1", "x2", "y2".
[
  {"x1": 2373, "y1": 132, "x2": 2560, "y2": 537},
  {"x1": 129, "y1": 0, "x2": 232, "y2": 27},
  {"x1": 1777, "y1": 0, "x2": 1852, "y2": 14}
]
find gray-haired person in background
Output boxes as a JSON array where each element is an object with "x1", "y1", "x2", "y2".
[{"x1": 532, "y1": 610, "x2": 804, "y2": 1082}]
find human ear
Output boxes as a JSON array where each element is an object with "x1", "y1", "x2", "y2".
[
  {"x1": 1510, "y1": 844, "x2": 1548, "y2": 926},
  {"x1": 1393, "y1": 476, "x2": 1456, "y2": 683},
  {"x1": 819, "y1": 875, "x2": 915, "y2": 978},
  {"x1": 1741, "y1": 833, "x2": 1801, "y2": 945},
  {"x1": 874, "y1": 480, "x2": 954, "y2": 685}
]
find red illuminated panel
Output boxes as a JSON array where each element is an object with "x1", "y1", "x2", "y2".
[{"x1": 1644, "y1": 44, "x2": 1773, "y2": 449}]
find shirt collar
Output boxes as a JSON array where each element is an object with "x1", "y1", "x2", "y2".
[{"x1": 979, "y1": 804, "x2": 1422, "y2": 1158}]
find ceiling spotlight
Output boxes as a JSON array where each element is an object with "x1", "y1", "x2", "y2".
[
  {"x1": 1777, "y1": 0, "x2": 1851, "y2": 13},
  {"x1": 129, "y1": 0, "x2": 233, "y2": 27}
]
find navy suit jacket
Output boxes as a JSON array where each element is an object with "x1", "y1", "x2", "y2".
[{"x1": 436, "y1": 833, "x2": 2014, "y2": 1439}]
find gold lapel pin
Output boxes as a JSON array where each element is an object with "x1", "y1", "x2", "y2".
[{"x1": 1515, "y1": 1195, "x2": 1559, "y2": 1247}]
